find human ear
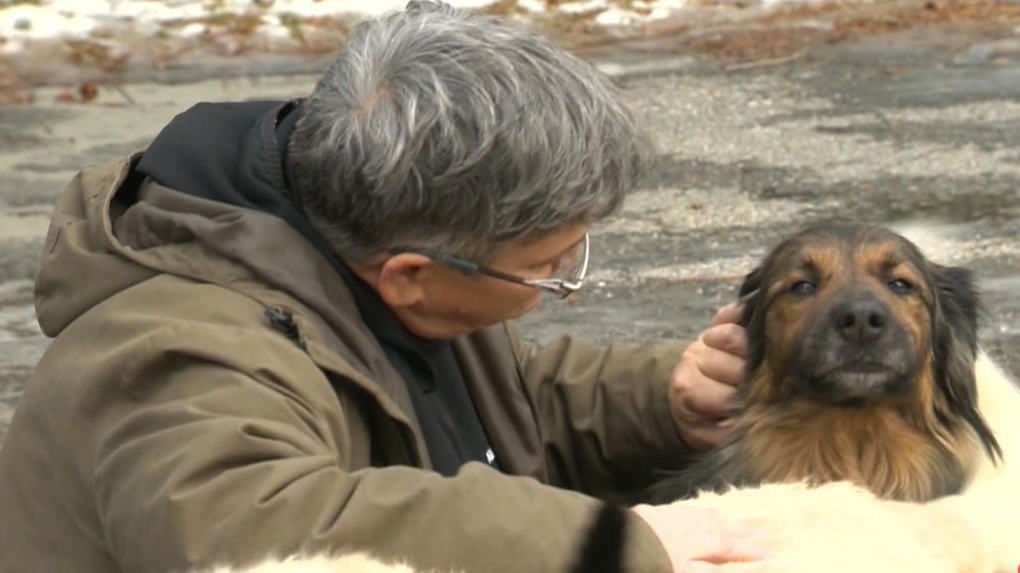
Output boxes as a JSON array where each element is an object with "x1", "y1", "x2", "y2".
[{"x1": 376, "y1": 253, "x2": 432, "y2": 309}]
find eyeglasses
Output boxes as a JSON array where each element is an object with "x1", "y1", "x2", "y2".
[{"x1": 395, "y1": 233, "x2": 589, "y2": 299}]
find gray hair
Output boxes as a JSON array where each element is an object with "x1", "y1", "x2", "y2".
[{"x1": 288, "y1": 0, "x2": 652, "y2": 261}]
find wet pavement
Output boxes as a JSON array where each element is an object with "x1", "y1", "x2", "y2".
[{"x1": 1, "y1": 15, "x2": 1020, "y2": 439}]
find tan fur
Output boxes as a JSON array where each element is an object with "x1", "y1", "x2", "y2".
[{"x1": 737, "y1": 396, "x2": 967, "y2": 501}]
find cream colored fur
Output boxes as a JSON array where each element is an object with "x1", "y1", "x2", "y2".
[
  {"x1": 203, "y1": 553, "x2": 417, "y2": 573},
  {"x1": 203, "y1": 353, "x2": 1018, "y2": 573},
  {"x1": 680, "y1": 481, "x2": 973, "y2": 573},
  {"x1": 917, "y1": 352, "x2": 1020, "y2": 572}
]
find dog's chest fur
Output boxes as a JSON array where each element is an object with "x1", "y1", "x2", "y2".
[{"x1": 728, "y1": 400, "x2": 976, "y2": 501}]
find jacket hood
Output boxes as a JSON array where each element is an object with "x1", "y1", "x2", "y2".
[
  {"x1": 34, "y1": 100, "x2": 361, "y2": 343},
  {"x1": 133, "y1": 99, "x2": 334, "y2": 260}
]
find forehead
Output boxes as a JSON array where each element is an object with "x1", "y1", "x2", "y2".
[{"x1": 769, "y1": 229, "x2": 925, "y2": 276}]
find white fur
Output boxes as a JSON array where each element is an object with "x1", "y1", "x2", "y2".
[
  {"x1": 203, "y1": 353, "x2": 1019, "y2": 573},
  {"x1": 924, "y1": 352, "x2": 1020, "y2": 572}
]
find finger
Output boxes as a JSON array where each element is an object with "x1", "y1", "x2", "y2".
[
  {"x1": 697, "y1": 538, "x2": 775, "y2": 564},
  {"x1": 700, "y1": 324, "x2": 748, "y2": 359},
  {"x1": 720, "y1": 521, "x2": 776, "y2": 546},
  {"x1": 679, "y1": 419, "x2": 738, "y2": 450},
  {"x1": 695, "y1": 348, "x2": 746, "y2": 389},
  {"x1": 710, "y1": 303, "x2": 742, "y2": 327},
  {"x1": 718, "y1": 518, "x2": 756, "y2": 539},
  {"x1": 679, "y1": 562, "x2": 722, "y2": 573},
  {"x1": 681, "y1": 378, "x2": 738, "y2": 419}
]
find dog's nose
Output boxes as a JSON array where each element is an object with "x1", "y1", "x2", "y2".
[{"x1": 832, "y1": 298, "x2": 887, "y2": 344}]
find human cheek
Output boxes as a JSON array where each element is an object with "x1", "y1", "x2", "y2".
[{"x1": 509, "y1": 291, "x2": 543, "y2": 318}]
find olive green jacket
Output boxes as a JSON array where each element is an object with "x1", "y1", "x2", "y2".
[{"x1": 0, "y1": 156, "x2": 687, "y2": 573}]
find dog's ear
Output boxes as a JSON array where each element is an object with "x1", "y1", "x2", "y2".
[
  {"x1": 737, "y1": 265, "x2": 768, "y2": 373},
  {"x1": 737, "y1": 265, "x2": 765, "y2": 327},
  {"x1": 738, "y1": 265, "x2": 764, "y2": 299},
  {"x1": 930, "y1": 264, "x2": 1002, "y2": 462},
  {"x1": 932, "y1": 264, "x2": 979, "y2": 353}
]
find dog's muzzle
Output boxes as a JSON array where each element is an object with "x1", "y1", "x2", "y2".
[{"x1": 796, "y1": 293, "x2": 917, "y2": 405}]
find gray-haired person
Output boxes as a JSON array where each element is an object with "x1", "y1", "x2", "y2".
[{"x1": 0, "y1": 2, "x2": 765, "y2": 572}]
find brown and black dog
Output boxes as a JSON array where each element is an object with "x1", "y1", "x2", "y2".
[{"x1": 642, "y1": 222, "x2": 1003, "y2": 504}]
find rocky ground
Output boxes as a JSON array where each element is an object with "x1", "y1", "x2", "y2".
[{"x1": 1, "y1": 0, "x2": 1019, "y2": 438}]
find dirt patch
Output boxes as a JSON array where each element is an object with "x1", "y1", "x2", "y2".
[
  {"x1": 3, "y1": 0, "x2": 1020, "y2": 99},
  {"x1": 673, "y1": 0, "x2": 1019, "y2": 58}
]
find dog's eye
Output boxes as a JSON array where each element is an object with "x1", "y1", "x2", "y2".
[
  {"x1": 887, "y1": 278, "x2": 914, "y2": 294},
  {"x1": 790, "y1": 280, "x2": 817, "y2": 295}
]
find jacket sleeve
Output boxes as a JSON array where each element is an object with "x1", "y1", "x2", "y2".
[
  {"x1": 90, "y1": 323, "x2": 673, "y2": 573},
  {"x1": 507, "y1": 323, "x2": 692, "y2": 496}
]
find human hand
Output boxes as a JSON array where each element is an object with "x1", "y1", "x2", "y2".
[
  {"x1": 631, "y1": 502, "x2": 771, "y2": 573},
  {"x1": 669, "y1": 303, "x2": 748, "y2": 450}
]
